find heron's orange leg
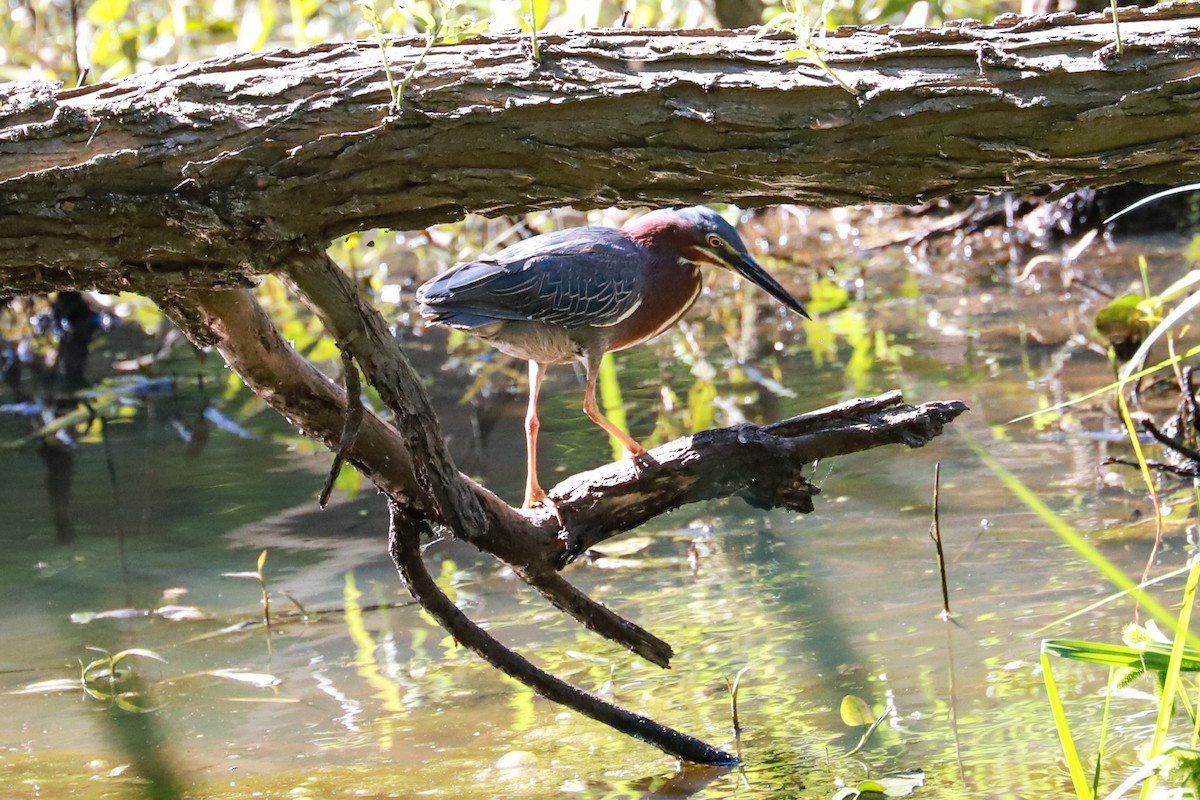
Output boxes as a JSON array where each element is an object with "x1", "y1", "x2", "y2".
[
  {"x1": 523, "y1": 360, "x2": 548, "y2": 508},
  {"x1": 582, "y1": 353, "x2": 647, "y2": 457}
]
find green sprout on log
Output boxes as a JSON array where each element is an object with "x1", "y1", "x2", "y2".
[
  {"x1": 757, "y1": 0, "x2": 861, "y2": 98},
  {"x1": 356, "y1": 0, "x2": 486, "y2": 111},
  {"x1": 1109, "y1": 0, "x2": 1124, "y2": 57},
  {"x1": 524, "y1": 0, "x2": 549, "y2": 62}
]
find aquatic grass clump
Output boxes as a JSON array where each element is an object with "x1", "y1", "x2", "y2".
[{"x1": 1041, "y1": 558, "x2": 1200, "y2": 800}]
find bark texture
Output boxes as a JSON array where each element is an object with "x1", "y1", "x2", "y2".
[{"x1": 3, "y1": 3, "x2": 1200, "y2": 293}]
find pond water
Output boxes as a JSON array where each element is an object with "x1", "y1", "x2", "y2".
[{"x1": 1, "y1": 219, "x2": 1197, "y2": 799}]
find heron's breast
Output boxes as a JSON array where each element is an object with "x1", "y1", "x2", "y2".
[{"x1": 608, "y1": 262, "x2": 703, "y2": 352}]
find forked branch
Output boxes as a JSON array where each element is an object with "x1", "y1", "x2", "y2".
[{"x1": 147, "y1": 252, "x2": 967, "y2": 762}]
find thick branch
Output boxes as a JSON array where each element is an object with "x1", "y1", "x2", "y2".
[
  {"x1": 277, "y1": 250, "x2": 676, "y2": 666},
  {"x1": 147, "y1": 277, "x2": 965, "y2": 656},
  {"x1": 149, "y1": 269, "x2": 966, "y2": 759},
  {"x1": 150, "y1": 276, "x2": 966, "y2": 570},
  {"x1": 387, "y1": 502, "x2": 734, "y2": 764},
  {"x1": 533, "y1": 392, "x2": 968, "y2": 565},
  {"x1": 5, "y1": 4, "x2": 1200, "y2": 291}
]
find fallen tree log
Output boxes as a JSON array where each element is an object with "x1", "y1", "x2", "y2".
[{"x1": 3, "y1": 2, "x2": 1200, "y2": 293}]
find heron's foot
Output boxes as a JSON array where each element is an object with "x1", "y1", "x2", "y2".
[
  {"x1": 524, "y1": 489, "x2": 567, "y2": 537},
  {"x1": 522, "y1": 487, "x2": 548, "y2": 509}
]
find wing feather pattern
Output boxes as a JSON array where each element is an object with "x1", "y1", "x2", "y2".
[{"x1": 416, "y1": 228, "x2": 644, "y2": 330}]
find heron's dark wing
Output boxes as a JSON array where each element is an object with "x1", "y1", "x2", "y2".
[{"x1": 416, "y1": 228, "x2": 644, "y2": 329}]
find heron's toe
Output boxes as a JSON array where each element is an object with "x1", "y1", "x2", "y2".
[{"x1": 522, "y1": 489, "x2": 548, "y2": 509}]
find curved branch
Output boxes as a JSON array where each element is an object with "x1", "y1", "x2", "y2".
[
  {"x1": 149, "y1": 267, "x2": 968, "y2": 757},
  {"x1": 387, "y1": 501, "x2": 735, "y2": 765},
  {"x1": 281, "y1": 250, "x2": 488, "y2": 544},
  {"x1": 147, "y1": 274, "x2": 966, "y2": 662}
]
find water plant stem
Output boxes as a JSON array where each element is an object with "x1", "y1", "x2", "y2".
[
  {"x1": 930, "y1": 461, "x2": 951, "y2": 617},
  {"x1": 1041, "y1": 646, "x2": 1094, "y2": 799},
  {"x1": 965, "y1": 429, "x2": 1193, "y2": 646},
  {"x1": 256, "y1": 549, "x2": 272, "y2": 637},
  {"x1": 727, "y1": 665, "x2": 752, "y2": 739}
]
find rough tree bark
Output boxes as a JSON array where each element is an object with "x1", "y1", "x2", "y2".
[
  {"x1": 13, "y1": 4, "x2": 1153, "y2": 763},
  {"x1": 2, "y1": 2, "x2": 1199, "y2": 293}
]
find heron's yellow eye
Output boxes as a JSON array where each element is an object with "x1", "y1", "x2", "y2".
[{"x1": 707, "y1": 235, "x2": 723, "y2": 249}]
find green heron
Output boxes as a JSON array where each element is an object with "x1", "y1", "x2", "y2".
[{"x1": 417, "y1": 206, "x2": 809, "y2": 508}]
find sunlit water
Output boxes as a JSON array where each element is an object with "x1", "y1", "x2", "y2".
[{"x1": 1, "y1": 231, "x2": 1196, "y2": 799}]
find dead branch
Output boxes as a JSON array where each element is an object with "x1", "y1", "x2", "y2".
[
  {"x1": 147, "y1": 279, "x2": 678, "y2": 667},
  {"x1": 387, "y1": 501, "x2": 735, "y2": 764},
  {"x1": 148, "y1": 255, "x2": 966, "y2": 761},
  {"x1": 537, "y1": 392, "x2": 968, "y2": 565}
]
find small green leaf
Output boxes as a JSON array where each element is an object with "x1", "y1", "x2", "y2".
[
  {"x1": 840, "y1": 694, "x2": 875, "y2": 726},
  {"x1": 110, "y1": 649, "x2": 167, "y2": 666},
  {"x1": 1094, "y1": 293, "x2": 1144, "y2": 341},
  {"x1": 410, "y1": 3, "x2": 436, "y2": 30}
]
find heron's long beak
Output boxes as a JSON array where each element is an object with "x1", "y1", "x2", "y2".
[{"x1": 731, "y1": 253, "x2": 810, "y2": 320}]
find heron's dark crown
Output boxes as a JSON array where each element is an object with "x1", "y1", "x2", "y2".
[{"x1": 626, "y1": 206, "x2": 751, "y2": 254}]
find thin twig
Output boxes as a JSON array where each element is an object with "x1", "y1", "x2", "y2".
[
  {"x1": 320, "y1": 345, "x2": 364, "y2": 508},
  {"x1": 1141, "y1": 418, "x2": 1200, "y2": 467}
]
